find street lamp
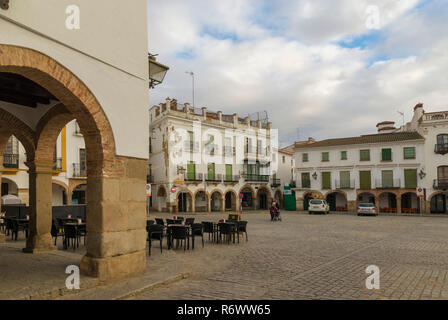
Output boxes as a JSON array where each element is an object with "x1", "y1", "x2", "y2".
[
  {"x1": 185, "y1": 71, "x2": 195, "y2": 108},
  {"x1": 312, "y1": 172, "x2": 318, "y2": 180},
  {"x1": 148, "y1": 53, "x2": 169, "y2": 89}
]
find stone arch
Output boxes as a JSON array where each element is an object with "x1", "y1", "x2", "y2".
[
  {"x1": 325, "y1": 190, "x2": 348, "y2": 211},
  {"x1": 378, "y1": 191, "x2": 398, "y2": 213},
  {"x1": 176, "y1": 188, "x2": 193, "y2": 213},
  {"x1": 239, "y1": 184, "x2": 256, "y2": 210},
  {"x1": 209, "y1": 189, "x2": 224, "y2": 212},
  {"x1": 0, "y1": 44, "x2": 115, "y2": 176},
  {"x1": 51, "y1": 180, "x2": 69, "y2": 194},
  {"x1": 428, "y1": 191, "x2": 448, "y2": 214},
  {"x1": 1, "y1": 176, "x2": 19, "y2": 196},
  {"x1": 0, "y1": 109, "x2": 36, "y2": 160},
  {"x1": 194, "y1": 188, "x2": 209, "y2": 212},
  {"x1": 224, "y1": 189, "x2": 238, "y2": 211},
  {"x1": 255, "y1": 185, "x2": 272, "y2": 210},
  {"x1": 238, "y1": 184, "x2": 255, "y2": 197},
  {"x1": 357, "y1": 191, "x2": 376, "y2": 205},
  {"x1": 400, "y1": 192, "x2": 419, "y2": 213},
  {"x1": 0, "y1": 44, "x2": 146, "y2": 280}
]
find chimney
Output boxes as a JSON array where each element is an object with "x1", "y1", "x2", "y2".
[
  {"x1": 233, "y1": 113, "x2": 238, "y2": 126},
  {"x1": 165, "y1": 97, "x2": 171, "y2": 110},
  {"x1": 307, "y1": 137, "x2": 315, "y2": 143},
  {"x1": 376, "y1": 121, "x2": 396, "y2": 133},
  {"x1": 202, "y1": 107, "x2": 207, "y2": 120},
  {"x1": 217, "y1": 111, "x2": 222, "y2": 122},
  {"x1": 184, "y1": 103, "x2": 190, "y2": 114},
  {"x1": 413, "y1": 103, "x2": 424, "y2": 121}
]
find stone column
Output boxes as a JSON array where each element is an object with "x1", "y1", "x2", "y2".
[
  {"x1": 397, "y1": 196, "x2": 402, "y2": 214},
  {"x1": 296, "y1": 197, "x2": 304, "y2": 211},
  {"x1": 79, "y1": 157, "x2": 147, "y2": 280},
  {"x1": 221, "y1": 197, "x2": 225, "y2": 212},
  {"x1": 23, "y1": 161, "x2": 56, "y2": 253},
  {"x1": 347, "y1": 200, "x2": 357, "y2": 213},
  {"x1": 207, "y1": 196, "x2": 211, "y2": 213}
]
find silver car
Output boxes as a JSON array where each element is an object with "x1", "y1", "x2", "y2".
[
  {"x1": 357, "y1": 203, "x2": 378, "y2": 216},
  {"x1": 308, "y1": 199, "x2": 330, "y2": 214}
]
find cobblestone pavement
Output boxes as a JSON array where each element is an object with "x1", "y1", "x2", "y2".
[{"x1": 130, "y1": 211, "x2": 448, "y2": 300}]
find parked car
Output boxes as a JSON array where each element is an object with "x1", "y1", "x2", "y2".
[
  {"x1": 308, "y1": 199, "x2": 330, "y2": 214},
  {"x1": 357, "y1": 203, "x2": 378, "y2": 216}
]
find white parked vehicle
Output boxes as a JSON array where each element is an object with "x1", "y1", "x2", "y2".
[
  {"x1": 308, "y1": 199, "x2": 330, "y2": 214},
  {"x1": 357, "y1": 203, "x2": 378, "y2": 216}
]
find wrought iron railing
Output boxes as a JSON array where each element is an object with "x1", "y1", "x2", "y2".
[
  {"x1": 375, "y1": 179, "x2": 401, "y2": 189},
  {"x1": 435, "y1": 144, "x2": 448, "y2": 155},
  {"x1": 3, "y1": 153, "x2": 19, "y2": 169},
  {"x1": 334, "y1": 179, "x2": 355, "y2": 189},
  {"x1": 271, "y1": 178, "x2": 281, "y2": 187},
  {"x1": 184, "y1": 172, "x2": 203, "y2": 181},
  {"x1": 434, "y1": 179, "x2": 448, "y2": 190},
  {"x1": 243, "y1": 174, "x2": 270, "y2": 182},
  {"x1": 73, "y1": 163, "x2": 87, "y2": 178},
  {"x1": 224, "y1": 175, "x2": 240, "y2": 182}
]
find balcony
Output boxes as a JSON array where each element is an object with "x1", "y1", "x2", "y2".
[
  {"x1": 185, "y1": 172, "x2": 203, "y2": 182},
  {"x1": 147, "y1": 175, "x2": 154, "y2": 183},
  {"x1": 3, "y1": 153, "x2": 19, "y2": 169},
  {"x1": 375, "y1": 179, "x2": 401, "y2": 189},
  {"x1": 434, "y1": 179, "x2": 448, "y2": 190},
  {"x1": 435, "y1": 144, "x2": 448, "y2": 155},
  {"x1": 206, "y1": 173, "x2": 222, "y2": 182},
  {"x1": 73, "y1": 163, "x2": 87, "y2": 178},
  {"x1": 53, "y1": 158, "x2": 62, "y2": 171},
  {"x1": 334, "y1": 179, "x2": 355, "y2": 189},
  {"x1": 224, "y1": 175, "x2": 240, "y2": 182},
  {"x1": 271, "y1": 178, "x2": 281, "y2": 187},
  {"x1": 243, "y1": 174, "x2": 270, "y2": 183}
]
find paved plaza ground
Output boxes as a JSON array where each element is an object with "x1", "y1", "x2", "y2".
[{"x1": 2, "y1": 211, "x2": 448, "y2": 299}]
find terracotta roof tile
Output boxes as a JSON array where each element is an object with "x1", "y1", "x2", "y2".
[{"x1": 294, "y1": 132, "x2": 424, "y2": 149}]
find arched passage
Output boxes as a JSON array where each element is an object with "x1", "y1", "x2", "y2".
[
  {"x1": 177, "y1": 190, "x2": 193, "y2": 212},
  {"x1": 357, "y1": 192, "x2": 376, "y2": 205},
  {"x1": 0, "y1": 45, "x2": 147, "y2": 280},
  {"x1": 303, "y1": 190, "x2": 323, "y2": 211},
  {"x1": 52, "y1": 181, "x2": 69, "y2": 206},
  {"x1": 429, "y1": 191, "x2": 448, "y2": 214},
  {"x1": 256, "y1": 186, "x2": 272, "y2": 210},
  {"x1": 156, "y1": 185, "x2": 167, "y2": 212},
  {"x1": 401, "y1": 192, "x2": 419, "y2": 213},
  {"x1": 210, "y1": 190, "x2": 223, "y2": 212},
  {"x1": 325, "y1": 191, "x2": 347, "y2": 211},
  {"x1": 1, "y1": 177, "x2": 19, "y2": 197},
  {"x1": 194, "y1": 189, "x2": 209, "y2": 212},
  {"x1": 378, "y1": 192, "x2": 397, "y2": 213},
  {"x1": 239, "y1": 185, "x2": 255, "y2": 210},
  {"x1": 224, "y1": 190, "x2": 237, "y2": 211}
]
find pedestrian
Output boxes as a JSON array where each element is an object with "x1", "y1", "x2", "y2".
[{"x1": 270, "y1": 201, "x2": 278, "y2": 221}]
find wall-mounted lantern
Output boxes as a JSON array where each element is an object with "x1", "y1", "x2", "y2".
[
  {"x1": 312, "y1": 172, "x2": 318, "y2": 180},
  {"x1": 0, "y1": 0, "x2": 9, "y2": 10},
  {"x1": 148, "y1": 53, "x2": 169, "y2": 89},
  {"x1": 419, "y1": 169, "x2": 426, "y2": 179}
]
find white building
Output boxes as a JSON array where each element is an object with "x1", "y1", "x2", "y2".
[
  {"x1": 293, "y1": 104, "x2": 428, "y2": 214},
  {"x1": 148, "y1": 98, "x2": 285, "y2": 213},
  {"x1": 1, "y1": 120, "x2": 86, "y2": 206}
]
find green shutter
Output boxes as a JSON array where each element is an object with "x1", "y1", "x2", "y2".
[
  {"x1": 303, "y1": 153, "x2": 308, "y2": 162},
  {"x1": 322, "y1": 152, "x2": 329, "y2": 161},
  {"x1": 340, "y1": 171, "x2": 350, "y2": 188},
  {"x1": 404, "y1": 169, "x2": 417, "y2": 188},
  {"x1": 360, "y1": 150, "x2": 370, "y2": 161},
  {"x1": 382, "y1": 170, "x2": 393, "y2": 188},
  {"x1": 226, "y1": 164, "x2": 232, "y2": 181},
  {"x1": 208, "y1": 163, "x2": 215, "y2": 181},
  {"x1": 302, "y1": 172, "x2": 310, "y2": 188},
  {"x1": 382, "y1": 148, "x2": 392, "y2": 161},
  {"x1": 404, "y1": 147, "x2": 415, "y2": 159},
  {"x1": 187, "y1": 162, "x2": 195, "y2": 180},
  {"x1": 322, "y1": 172, "x2": 331, "y2": 189},
  {"x1": 360, "y1": 171, "x2": 371, "y2": 189},
  {"x1": 341, "y1": 151, "x2": 347, "y2": 160}
]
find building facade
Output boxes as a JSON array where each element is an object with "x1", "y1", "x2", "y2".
[
  {"x1": 1, "y1": 120, "x2": 87, "y2": 206},
  {"x1": 148, "y1": 98, "x2": 288, "y2": 213}
]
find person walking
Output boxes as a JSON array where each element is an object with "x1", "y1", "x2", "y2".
[{"x1": 270, "y1": 201, "x2": 279, "y2": 221}]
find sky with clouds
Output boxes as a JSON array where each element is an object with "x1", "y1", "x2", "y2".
[{"x1": 147, "y1": 0, "x2": 448, "y2": 147}]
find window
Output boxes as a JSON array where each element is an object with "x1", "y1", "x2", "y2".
[
  {"x1": 149, "y1": 138, "x2": 152, "y2": 154},
  {"x1": 403, "y1": 147, "x2": 415, "y2": 159},
  {"x1": 339, "y1": 171, "x2": 350, "y2": 188},
  {"x1": 360, "y1": 150, "x2": 370, "y2": 161},
  {"x1": 301, "y1": 172, "x2": 311, "y2": 188},
  {"x1": 341, "y1": 151, "x2": 347, "y2": 160},
  {"x1": 187, "y1": 161, "x2": 195, "y2": 180},
  {"x1": 302, "y1": 153, "x2": 308, "y2": 162},
  {"x1": 381, "y1": 148, "x2": 392, "y2": 161},
  {"x1": 207, "y1": 163, "x2": 215, "y2": 181},
  {"x1": 225, "y1": 164, "x2": 233, "y2": 181},
  {"x1": 282, "y1": 156, "x2": 285, "y2": 164},
  {"x1": 322, "y1": 152, "x2": 329, "y2": 162},
  {"x1": 404, "y1": 169, "x2": 417, "y2": 189},
  {"x1": 437, "y1": 134, "x2": 448, "y2": 145},
  {"x1": 359, "y1": 171, "x2": 371, "y2": 189},
  {"x1": 381, "y1": 170, "x2": 393, "y2": 188},
  {"x1": 322, "y1": 172, "x2": 331, "y2": 189}
]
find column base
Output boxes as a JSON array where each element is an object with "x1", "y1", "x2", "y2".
[
  {"x1": 347, "y1": 200, "x2": 357, "y2": 213},
  {"x1": 80, "y1": 249, "x2": 146, "y2": 280},
  {"x1": 23, "y1": 233, "x2": 56, "y2": 253}
]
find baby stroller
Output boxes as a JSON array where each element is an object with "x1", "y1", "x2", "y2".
[{"x1": 273, "y1": 210, "x2": 282, "y2": 221}]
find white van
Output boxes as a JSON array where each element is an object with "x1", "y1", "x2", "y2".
[{"x1": 308, "y1": 199, "x2": 330, "y2": 214}]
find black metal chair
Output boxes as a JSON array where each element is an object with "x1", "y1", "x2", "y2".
[
  {"x1": 63, "y1": 224, "x2": 79, "y2": 250},
  {"x1": 77, "y1": 224, "x2": 87, "y2": 246},
  {"x1": 9, "y1": 219, "x2": 27, "y2": 241},
  {"x1": 185, "y1": 218, "x2": 195, "y2": 226},
  {"x1": 217, "y1": 222, "x2": 234, "y2": 244},
  {"x1": 202, "y1": 222, "x2": 215, "y2": 242},
  {"x1": 166, "y1": 218, "x2": 176, "y2": 225},
  {"x1": 155, "y1": 218, "x2": 165, "y2": 226},
  {"x1": 177, "y1": 216, "x2": 185, "y2": 221},
  {"x1": 237, "y1": 221, "x2": 248, "y2": 242},
  {"x1": 191, "y1": 223, "x2": 204, "y2": 249},
  {"x1": 148, "y1": 224, "x2": 163, "y2": 256},
  {"x1": 51, "y1": 219, "x2": 65, "y2": 246},
  {"x1": 146, "y1": 220, "x2": 155, "y2": 232},
  {"x1": 170, "y1": 226, "x2": 189, "y2": 251}
]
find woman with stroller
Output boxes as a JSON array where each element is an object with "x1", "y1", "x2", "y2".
[{"x1": 270, "y1": 200, "x2": 281, "y2": 221}]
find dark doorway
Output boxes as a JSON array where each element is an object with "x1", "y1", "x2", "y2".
[
  {"x1": 431, "y1": 194, "x2": 447, "y2": 213},
  {"x1": 258, "y1": 190, "x2": 267, "y2": 209},
  {"x1": 225, "y1": 192, "x2": 233, "y2": 210},
  {"x1": 178, "y1": 193, "x2": 188, "y2": 212},
  {"x1": 327, "y1": 193, "x2": 336, "y2": 211},
  {"x1": 1, "y1": 182, "x2": 8, "y2": 196}
]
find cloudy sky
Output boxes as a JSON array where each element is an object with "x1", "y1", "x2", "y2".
[{"x1": 147, "y1": 0, "x2": 448, "y2": 147}]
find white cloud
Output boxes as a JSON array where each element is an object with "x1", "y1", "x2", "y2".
[{"x1": 148, "y1": 0, "x2": 448, "y2": 146}]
